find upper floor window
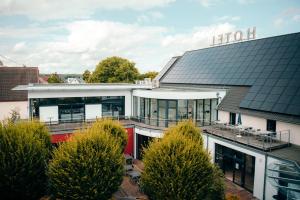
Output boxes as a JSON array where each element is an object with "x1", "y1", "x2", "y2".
[
  {"x1": 267, "y1": 119, "x2": 276, "y2": 132},
  {"x1": 229, "y1": 112, "x2": 236, "y2": 125}
]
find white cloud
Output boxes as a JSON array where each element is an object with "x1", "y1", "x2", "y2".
[
  {"x1": 274, "y1": 18, "x2": 284, "y2": 28},
  {"x1": 197, "y1": 0, "x2": 220, "y2": 7},
  {"x1": 13, "y1": 42, "x2": 27, "y2": 52},
  {"x1": 237, "y1": 0, "x2": 255, "y2": 5},
  {"x1": 162, "y1": 23, "x2": 236, "y2": 52},
  {"x1": 215, "y1": 15, "x2": 240, "y2": 22},
  {"x1": 137, "y1": 11, "x2": 164, "y2": 23},
  {"x1": 273, "y1": 7, "x2": 300, "y2": 28},
  {"x1": 0, "y1": 0, "x2": 175, "y2": 21},
  {"x1": 2, "y1": 21, "x2": 236, "y2": 74}
]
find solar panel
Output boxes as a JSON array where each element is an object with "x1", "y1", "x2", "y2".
[{"x1": 161, "y1": 32, "x2": 300, "y2": 116}]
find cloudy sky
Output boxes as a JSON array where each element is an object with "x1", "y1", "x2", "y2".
[{"x1": 0, "y1": 0, "x2": 300, "y2": 74}]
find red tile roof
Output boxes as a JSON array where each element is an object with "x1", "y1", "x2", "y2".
[{"x1": 0, "y1": 66, "x2": 39, "y2": 102}]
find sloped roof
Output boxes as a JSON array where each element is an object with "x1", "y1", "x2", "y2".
[
  {"x1": 0, "y1": 67, "x2": 39, "y2": 101},
  {"x1": 218, "y1": 87, "x2": 300, "y2": 125},
  {"x1": 160, "y1": 32, "x2": 300, "y2": 117}
]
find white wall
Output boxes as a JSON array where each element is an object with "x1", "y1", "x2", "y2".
[
  {"x1": 241, "y1": 114, "x2": 266, "y2": 131},
  {"x1": 39, "y1": 106, "x2": 58, "y2": 123},
  {"x1": 85, "y1": 104, "x2": 102, "y2": 120},
  {"x1": 203, "y1": 134, "x2": 266, "y2": 200},
  {"x1": 0, "y1": 101, "x2": 28, "y2": 120},
  {"x1": 277, "y1": 121, "x2": 300, "y2": 145},
  {"x1": 218, "y1": 110, "x2": 230, "y2": 123}
]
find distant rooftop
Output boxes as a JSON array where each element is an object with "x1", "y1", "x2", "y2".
[{"x1": 0, "y1": 66, "x2": 39, "y2": 101}]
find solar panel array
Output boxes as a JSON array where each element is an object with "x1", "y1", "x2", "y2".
[{"x1": 161, "y1": 33, "x2": 300, "y2": 116}]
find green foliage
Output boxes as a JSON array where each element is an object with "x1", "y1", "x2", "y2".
[
  {"x1": 139, "y1": 71, "x2": 158, "y2": 80},
  {"x1": 164, "y1": 120, "x2": 203, "y2": 146},
  {"x1": 0, "y1": 121, "x2": 51, "y2": 200},
  {"x1": 47, "y1": 72, "x2": 63, "y2": 83},
  {"x1": 48, "y1": 130, "x2": 124, "y2": 200},
  {"x1": 86, "y1": 119, "x2": 128, "y2": 151},
  {"x1": 82, "y1": 69, "x2": 91, "y2": 82},
  {"x1": 89, "y1": 56, "x2": 139, "y2": 83},
  {"x1": 141, "y1": 132, "x2": 224, "y2": 200}
]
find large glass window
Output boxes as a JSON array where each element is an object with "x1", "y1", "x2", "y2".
[
  {"x1": 204, "y1": 99, "x2": 211, "y2": 125},
  {"x1": 140, "y1": 98, "x2": 145, "y2": 122},
  {"x1": 145, "y1": 98, "x2": 150, "y2": 125},
  {"x1": 133, "y1": 96, "x2": 138, "y2": 118},
  {"x1": 59, "y1": 104, "x2": 85, "y2": 122},
  {"x1": 168, "y1": 100, "x2": 177, "y2": 127},
  {"x1": 196, "y1": 99, "x2": 204, "y2": 126},
  {"x1": 150, "y1": 99, "x2": 158, "y2": 126},
  {"x1": 211, "y1": 98, "x2": 218, "y2": 122},
  {"x1": 101, "y1": 96, "x2": 125, "y2": 117},
  {"x1": 178, "y1": 100, "x2": 187, "y2": 120},
  {"x1": 158, "y1": 100, "x2": 167, "y2": 127},
  {"x1": 188, "y1": 100, "x2": 195, "y2": 120}
]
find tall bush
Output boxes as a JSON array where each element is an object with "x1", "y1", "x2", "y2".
[
  {"x1": 87, "y1": 118, "x2": 128, "y2": 151},
  {"x1": 141, "y1": 132, "x2": 225, "y2": 200},
  {"x1": 164, "y1": 120, "x2": 203, "y2": 145},
  {"x1": 0, "y1": 121, "x2": 51, "y2": 199},
  {"x1": 48, "y1": 130, "x2": 124, "y2": 200}
]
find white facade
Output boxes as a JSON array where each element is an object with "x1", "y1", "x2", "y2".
[
  {"x1": 85, "y1": 104, "x2": 102, "y2": 120},
  {"x1": 0, "y1": 101, "x2": 29, "y2": 120},
  {"x1": 39, "y1": 106, "x2": 58, "y2": 123}
]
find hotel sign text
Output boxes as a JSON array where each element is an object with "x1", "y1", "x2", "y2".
[{"x1": 211, "y1": 27, "x2": 256, "y2": 46}]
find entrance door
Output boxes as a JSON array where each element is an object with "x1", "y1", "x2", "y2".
[{"x1": 136, "y1": 134, "x2": 152, "y2": 160}]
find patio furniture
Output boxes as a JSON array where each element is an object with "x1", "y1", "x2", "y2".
[{"x1": 127, "y1": 170, "x2": 141, "y2": 184}]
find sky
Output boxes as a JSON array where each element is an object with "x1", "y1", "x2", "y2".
[{"x1": 0, "y1": 0, "x2": 300, "y2": 74}]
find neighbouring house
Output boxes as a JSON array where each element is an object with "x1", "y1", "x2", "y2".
[{"x1": 0, "y1": 66, "x2": 41, "y2": 120}]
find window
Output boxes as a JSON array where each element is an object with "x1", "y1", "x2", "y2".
[
  {"x1": 267, "y1": 119, "x2": 276, "y2": 132},
  {"x1": 229, "y1": 112, "x2": 236, "y2": 125}
]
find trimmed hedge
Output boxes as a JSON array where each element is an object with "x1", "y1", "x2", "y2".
[
  {"x1": 141, "y1": 121, "x2": 225, "y2": 200},
  {"x1": 164, "y1": 120, "x2": 203, "y2": 146},
  {"x1": 48, "y1": 130, "x2": 124, "y2": 200},
  {"x1": 0, "y1": 121, "x2": 51, "y2": 200},
  {"x1": 87, "y1": 118, "x2": 128, "y2": 151}
]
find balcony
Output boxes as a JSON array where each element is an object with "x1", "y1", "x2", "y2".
[{"x1": 45, "y1": 117, "x2": 290, "y2": 151}]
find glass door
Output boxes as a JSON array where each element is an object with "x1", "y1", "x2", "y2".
[
  {"x1": 158, "y1": 100, "x2": 167, "y2": 127},
  {"x1": 168, "y1": 100, "x2": 177, "y2": 127}
]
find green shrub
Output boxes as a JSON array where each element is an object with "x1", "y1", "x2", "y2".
[
  {"x1": 141, "y1": 133, "x2": 224, "y2": 200},
  {"x1": 87, "y1": 118, "x2": 128, "y2": 151},
  {"x1": 0, "y1": 121, "x2": 51, "y2": 199},
  {"x1": 164, "y1": 120, "x2": 203, "y2": 145},
  {"x1": 48, "y1": 130, "x2": 124, "y2": 200}
]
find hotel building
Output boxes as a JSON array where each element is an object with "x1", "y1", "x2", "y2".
[{"x1": 14, "y1": 32, "x2": 300, "y2": 200}]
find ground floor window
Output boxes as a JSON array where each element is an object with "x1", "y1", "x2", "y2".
[{"x1": 215, "y1": 143, "x2": 255, "y2": 192}]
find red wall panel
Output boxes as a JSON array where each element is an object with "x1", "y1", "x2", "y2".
[{"x1": 124, "y1": 127, "x2": 134, "y2": 156}]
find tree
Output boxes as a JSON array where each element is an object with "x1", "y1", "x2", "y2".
[
  {"x1": 86, "y1": 119, "x2": 128, "y2": 151},
  {"x1": 82, "y1": 70, "x2": 91, "y2": 82},
  {"x1": 140, "y1": 71, "x2": 158, "y2": 80},
  {"x1": 0, "y1": 121, "x2": 51, "y2": 200},
  {"x1": 47, "y1": 72, "x2": 63, "y2": 83},
  {"x1": 48, "y1": 130, "x2": 124, "y2": 200},
  {"x1": 164, "y1": 120, "x2": 203, "y2": 145},
  {"x1": 140, "y1": 122, "x2": 225, "y2": 200},
  {"x1": 89, "y1": 56, "x2": 139, "y2": 83}
]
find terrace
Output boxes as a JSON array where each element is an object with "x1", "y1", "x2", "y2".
[{"x1": 46, "y1": 117, "x2": 291, "y2": 152}]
